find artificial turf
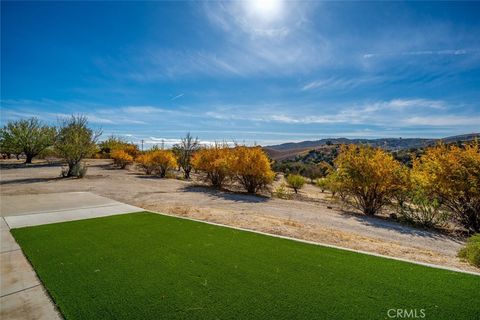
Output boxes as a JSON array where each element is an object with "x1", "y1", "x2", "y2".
[{"x1": 11, "y1": 212, "x2": 480, "y2": 320}]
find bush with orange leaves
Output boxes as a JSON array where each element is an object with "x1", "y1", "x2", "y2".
[
  {"x1": 136, "y1": 150, "x2": 177, "y2": 178},
  {"x1": 122, "y1": 144, "x2": 140, "y2": 158},
  {"x1": 191, "y1": 145, "x2": 232, "y2": 189},
  {"x1": 230, "y1": 146, "x2": 274, "y2": 193},
  {"x1": 330, "y1": 144, "x2": 408, "y2": 216},
  {"x1": 151, "y1": 150, "x2": 177, "y2": 177},
  {"x1": 136, "y1": 153, "x2": 156, "y2": 175},
  {"x1": 111, "y1": 149, "x2": 134, "y2": 169},
  {"x1": 412, "y1": 142, "x2": 480, "y2": 233},
  {"x1": 98, "y1": 136, "x2": 139, "y2": 159}
]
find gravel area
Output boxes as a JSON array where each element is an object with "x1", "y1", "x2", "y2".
[{"x1": 1, "y1": 159, "x2": 476, "y2": 272}]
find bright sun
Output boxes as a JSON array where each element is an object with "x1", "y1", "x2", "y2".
[{"x1": 245, "y1": 0, "x2": 284, "y2": 22}]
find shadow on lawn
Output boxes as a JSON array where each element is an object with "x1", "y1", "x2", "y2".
[{"x1": 181, "y1": 185, "x2": 270, "y2": 203}]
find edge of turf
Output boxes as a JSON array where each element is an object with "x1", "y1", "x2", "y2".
[
  {"x1": 4, "y1": 229, "x2": 65, "y2": 319},
  {"x1": 143, "y1": 210, "x2": 480, "y2": 276},
  {"x1": 12, "y1": 209, "x2": 480, "y2": 276}
]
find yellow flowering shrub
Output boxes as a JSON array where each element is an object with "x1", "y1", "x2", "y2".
[
  {"x1": 230, "y1": 146, "x2": 275, "y2": 193},
  {"x1": 111, "y1": 149, "x2": 134, "y2": 169},
  {"x1": 136, "y1": 153, "x2": 156, "y2": 175},
  {"x1": 412, "y1": 142, "x2": 480, "y2": 232},
  {"x1": 150, "y1": 150, "x2": 177, "y2": 178},
  {"x1": 331, "y1": 144, "x2": 408, "y2": 215},
  {"x1": 191, "y1": 145, "x2": 232, "y2": 188}
]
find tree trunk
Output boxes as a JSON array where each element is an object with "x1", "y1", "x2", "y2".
[
  {"x1": 364, "y1": 207, "x2": 376, "y2": 216},
  {"x1": 461, "y1": 208, "x2": 480, "y2": 233},
  {"x1": 67, "y1": 164, "x2": 75, "y2": 177},
  {"x1": 363, "y1": 200, "x2": 377, "y2": 215},
  {"x1": 159, "y1": 168, "x2": 166, "y2": 178},
  {"x1": 184, "y1": 168, "x2": 191, "y2": 179},
  {"x1": 67, "y1": 161, "x2": 79, "y2": 177},
  {"x1": 25, "y1": 154, "x2": 33, "y2": 164}
]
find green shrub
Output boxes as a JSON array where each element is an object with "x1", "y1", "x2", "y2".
[
  {"x1": 272, "y1": 183, "x2": 293, "y2": 199},
  {"x1": 37, "y1": 146, "x2": 58, "y2": 159},
  {"x1": 0, "y1": 117, "x2": 56, "y2": 163},
  {"x1": 315, "y1": 178, "x2": 327, "y2": 192},
  {"x1": 458, "y1": 233, "x2": 480, "y2": 268},
  {"x1": 172, "y1": 133, "x2": 200, "y2": 179},
  {"x1": 98, "y1": 136, "x2": 138, "y2": 159},
  {"x1": 286, "y1": 174, "x2": 305, "y2": 194},
  {"x1": 55, "y1": 115, "x2": 101, "y2": 177},
  {"x1": 396, "y1": 190, "x2": 449, "y2": 228},
  {"x1": 61, "y1": 162, "x2": 88, "y2": 178}
]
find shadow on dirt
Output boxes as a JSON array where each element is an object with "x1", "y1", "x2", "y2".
[
  {"x1": 181, "y1": 185, "x2": 270, "y2": 203},
  {"x1": 91, "y1": 162, "x2": 121, "y2": 171},
  {"x1": 0, "y1": 177, "x2": 61, "y2": 185},
  {"x1": 0, "y1": 161, "x2": 63, "y2": 170},
  {"x1": 336, "y1": 209, "x2": 464, "y2": 243}
]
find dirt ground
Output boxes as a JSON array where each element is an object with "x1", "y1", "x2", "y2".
[{"x1": 1, "y1": 159, "x2": 477, "y2": 272}]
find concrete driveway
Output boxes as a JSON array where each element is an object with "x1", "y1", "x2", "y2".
[{"x1": 0, "y1": 192, "x2": 142, "y2": 320}]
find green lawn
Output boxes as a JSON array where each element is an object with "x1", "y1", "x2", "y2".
[{"x1": 12, "y1": 212, "x2": 479, "y2": 320}]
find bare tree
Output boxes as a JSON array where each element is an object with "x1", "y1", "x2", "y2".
[{"x1": 173, "y1": 133, "x2": 200, "y2": 179}]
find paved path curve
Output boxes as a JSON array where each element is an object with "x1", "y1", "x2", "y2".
[{"x1": 0, "y1": 192, "x2": 142, "y2": 320}]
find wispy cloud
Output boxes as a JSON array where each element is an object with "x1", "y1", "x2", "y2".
[
  {"x1": 94, "y1": 1, "x2": 329, "y2": 80},
  {"x1": 2, "y1": 2, "x2": 479, "y2": 145},
  {"x1": 404, "y1": 115, "x2": 480, "y2": 126},
  {"x1": 363, "y1": 49, "x2": 478, "y2": 59},
  {"x1": 0, "y1": 100, "x2": 148, "y2": 125},
  {"x1": 2, "y1": 97, "x2": 478, "y2": 143},
  {"x1": 301, "y1": 76, "x2": 383, "y2": 91},
  {"x1": 145, "y1": 136, "x2": 220, "y2": 147},
  {"x1": 354, "y1": 99, "x2": 447, "y2": 112},
  {"x1": 90, "y1": 2, "x2": 480, "y2": 85},
  {"x1": 170, "y1": 93, "x2": 185, "y2": 101},
  {"x1": 121, "y1": 106, "x2": 167, "y2": 114},
  {"x1": 203, "y1": 98, "x2": 473, "y2": 128}
]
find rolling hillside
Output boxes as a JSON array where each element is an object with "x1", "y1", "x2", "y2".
[{"x1": 265, "y1": 133, "x2": 479, "y2": 161}]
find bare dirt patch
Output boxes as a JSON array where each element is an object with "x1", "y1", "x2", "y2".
[{"x1": 1, "y1": 159, "x2": 477, "y2": 273}]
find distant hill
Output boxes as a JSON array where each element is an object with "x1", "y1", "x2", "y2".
[
  {"x1": 262, "y1": 147, "x2": 313, "y2": 161},
  {"x1": 264, "y1": 133, "x2": 479, "y2": 161},
  {"x1": 436, "y1": 133, "x2": 480, "y2": 144}
]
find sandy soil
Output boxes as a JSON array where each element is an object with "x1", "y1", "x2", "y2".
[{"x1": 0, "y1": 159, "x2": 477, "y2": 273}]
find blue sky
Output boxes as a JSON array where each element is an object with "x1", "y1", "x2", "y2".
[{"x1": 1, "y1": 1, "x2": 479, "y2": 146}]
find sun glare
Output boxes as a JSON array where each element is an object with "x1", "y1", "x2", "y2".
[{"x1": 245, "y1": 0, "x2": 284, "y2": 22}]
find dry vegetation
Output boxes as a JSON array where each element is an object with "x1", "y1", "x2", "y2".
[
  {"x1": 1, "y1": 117, "x2": 479, "y2": 270},
  {"x1": 1, "y1": 158, "x2": 478, "y2": 272}
]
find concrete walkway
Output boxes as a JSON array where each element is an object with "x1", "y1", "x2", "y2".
[
  {"x1": 0, "y1": 192, "x2": 142, "y2": 320},
  {"x1": 1, "y1": 191, "x2": 477, "y2": 319},
  {"x1": 1, "y1": 192, "x2": 141, "y2": 228}
]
